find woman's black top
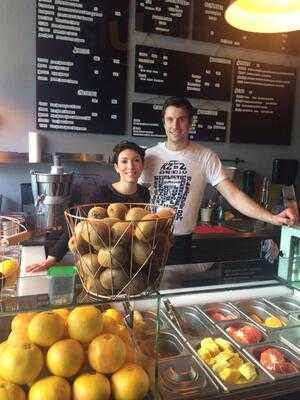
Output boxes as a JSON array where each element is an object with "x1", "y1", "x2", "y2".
[{"x1": 48, "y1": 183, "x2": 150, "y2": 261}]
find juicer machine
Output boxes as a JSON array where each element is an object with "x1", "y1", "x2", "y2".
[{"x1": 31, "y1": 154, "x2": 73, "y2": 231}]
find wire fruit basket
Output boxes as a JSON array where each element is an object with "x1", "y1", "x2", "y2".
[
  {"x1": 0, "y1": 216, "x2": 29, "y2": 297},
  {"x1": 65, "y1": 203, "x2": 175, "y2": 300}
]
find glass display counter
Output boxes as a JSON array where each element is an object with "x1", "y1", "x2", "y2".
[{"x1": 1, "y1": 256, "x2": 300, "y2": 399}]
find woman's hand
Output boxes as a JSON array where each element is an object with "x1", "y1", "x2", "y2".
[{"x1": 26, "y1": 256, "x2": 57, "y2": 273}]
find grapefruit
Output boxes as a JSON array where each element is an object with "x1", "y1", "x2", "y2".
[
  {"x1": 46, "y1": 338, "x2": 84, "y2": 377},
  {"x1": 0, "y1": 380, "x2": 25, "y2": 400},
  {"x1": 73, "y1": 372, "x2": 111, "y2": 400},
  {"x1": 102, "y1": 308, "x2": 124, "y2": 325},
  {"x1": 28, "y1": 376, "x2": 71, "y2": 400},
  {"x1": 11, "y1": 312, "x2": 37, "y2": 333},
  {"x1": 0, "y1": 342, "x2": 43, "y2": 385},
  {"x1": 111, "y1": 363, "x2": 150, "y2": 400},
  {"x1": 28, "y1": 312, "x2": 65, "y2": 347},
  {"x1": 88, "y1": 334, "x2": 126, "y2": 374},
  {"x1": 7, "y1": 330, "x2": 30, "y2": 344},
  {"x1": 67, "y1": 306, "x2": 103, "y2": 344},
  {"x1": 102, "y1": 315, "x2": 119, "y2": 335}
]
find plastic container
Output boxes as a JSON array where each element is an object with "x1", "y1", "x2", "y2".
[{"x1": 47, "y1": 266, "x2": 76, "y2": 305}]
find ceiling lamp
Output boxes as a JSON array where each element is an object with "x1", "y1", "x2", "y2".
[{"x1": 225, "y1": 0, "x2": 300, "y2": 33}]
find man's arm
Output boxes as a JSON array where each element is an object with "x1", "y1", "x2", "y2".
[{"x1": 216, "y1": 178, "x2": 298, "y2": 226}]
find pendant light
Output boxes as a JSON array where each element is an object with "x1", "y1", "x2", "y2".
[{"x1": 225, "y1": 0, "x2": 300, "y2": 33}]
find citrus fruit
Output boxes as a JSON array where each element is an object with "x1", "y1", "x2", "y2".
[
  {"x1": 0, "y1": 342, "x2": 43, "y2": 385},
  {"x1": 102, "y1": 308, "x2": 124, "y2": 325},
  {"x1": 67, "y1": 306, "x2": 103, "y2": 344},
  {"x1": 46, "y1": 339, "x2": 84, "y2": 377},
  {"x1": 7, "y1": 330, "x2": 30, "y2": 344},
  {"x1": 52, "y1": 308, "x2": 70, "y2": 323},
  {"x1": 0, "y1": 379, "x2": 25, "y2": 400},
  {"x1": 102, "y1": 315, "x2": 119, "y2": 334},
  {"x1": 11, "y1": 312, "x2": 37, "y2": 333},
  {"x1": 111, "y1": 363, "x2": 150, "y2": 400},
  {"x1": 88, "y1": 333, "x2": 126, "y2": 374},
  {"x1": 28, "y1": 312, "x2": 65, "y2": 347},
  {"x1": 28, "y1": 376, "x2": 71, "y2": 400},
  {"x1": 73, "y1": 372, "x2": 111, "y2": 400},
  {"x1": 0, "y1": 259, "x2": 19, "y2": 286}
]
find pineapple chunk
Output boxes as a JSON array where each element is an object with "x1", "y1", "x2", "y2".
[
  {"x1": 229, "y1": 354, "x2": 243, "y2": 369},
  {"x1": 200, "y1": 337, "x2": 219, "y2": 355},
  {"x1": 197, "y1": 347, "x2": 212, "y2": 363},
  {"x1": 215, "y1": 337, "x2": 232, "y2": 351},
  {"x1": 214, "y1": 349, "x2": 235, "y2": 363},
  {"x1": 219, "y1": 368, "x2": 241, "y2": 384},
  {"x1": 212, "y1": 359, "x2": 230, "y2": 374},
  {"x1": 239, "y1": 362, "x2": 257, "y2": 381}
]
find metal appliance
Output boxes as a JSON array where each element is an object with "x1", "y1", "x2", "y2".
[
  {"x1": 31, "y1": 155, "x2": 73, "y2": 231},
  {"x1": 278, "y1": 225, "x2": 300, "y2": 285}
]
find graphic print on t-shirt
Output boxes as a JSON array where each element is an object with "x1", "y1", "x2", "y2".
[{"x1": 151, "y1": 160, "x2": 191, "y2": 220}]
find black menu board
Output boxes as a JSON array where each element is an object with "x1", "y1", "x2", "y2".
[
  {"x1": 132, "y1": 102, "x2": 227, "y2": 142},
  {"x1": 36, "y1": 0, "x2": 129, "y2": 134},
  {"x1": 189, "y1": 109, "x2": 227, "y2": 142},
  {"x1": 230, "y1": 60, "x2": 296, "y2": 145},
  {"x1": 135, "y1": 0, "x2": 191, "y2": 38},
  {"x1": 135, "y1": 45, "x2": 232, "y2": 101},
  {"x1": 193, "y1": 0, "x2": 299, "y2": 55},
  {"x1": 132, "y1": 103, "x2": 165, "y2": 138}
]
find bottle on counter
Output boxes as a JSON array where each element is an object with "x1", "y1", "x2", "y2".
[{"x1": 217, "y1": 195, "x2": 225, "y2": 224}]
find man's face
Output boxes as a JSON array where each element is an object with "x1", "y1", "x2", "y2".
[{"x1": 163, "y1": 106, "x2": 191, "y2": 147}]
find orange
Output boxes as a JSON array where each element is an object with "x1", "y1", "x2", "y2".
[
  {"x1": 67, "y1": 306, "x2": 103, "y2": 344},
  {"x1": 0, "y1": 342, "x2": 43, "y2": 385},
  {"x1": 28, "y1": 312, "x2": 65, "y2": 347},
  {"x1": 52, "y1": 308, "x2": 70, "y2": 323},
  {"x1": 116, "y1": 324, "x2": 133, "y2": 346},
  {"x1": 102, "y1": 308, "x2": 124, "y2": 325},
  {"x1": 7, "y1": 330, "x2": 30, "y2": 344},
  {"x1": 88, "y1": 334, "x2": 126, "y2": 374},
  {"x1": 73, "y1": 372, "x2": 111, "y2": 400},
  {"x1": 0, "y1": 379, "x2": 25, "y2": 400},
  {"x1": 28, "y1": 376, "x2": 71, "y2": 400},
  {"x1": 111, "y1": 363, "x2": 150, "y2": 400},
  {"x1": 102, "y1": 315, "x2": 119, "y2": 334},
  {"x1": 46, "y1": 339, "x2": 84, "y2": 377},
  {"x1": 11, "y1": 312, "x2": 37, "y2": 333}
]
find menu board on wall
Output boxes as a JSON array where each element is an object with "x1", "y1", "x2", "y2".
[
  {"x1": 135, "y1": 45, "x2": 232, "y2": 101},
  {"x1": 230, "y1": 60, "x2": 296, "y2": 145},
  {"x1": 193, "y1": 0, "x2": 299, "y2": 55},
  {"x1": 36, "y1": 0, "x2": 129, "y2": 134},
  {"x1": 135, "y1": 0, "x2": 191, "y2": 38},
  {"x1": 132, "y1": 102, "x2": 227, "y2": 142}
]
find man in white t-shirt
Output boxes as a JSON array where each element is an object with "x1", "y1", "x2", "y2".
[{"x1": 140, "y1": 97, "x2": 298, "y2": 263}]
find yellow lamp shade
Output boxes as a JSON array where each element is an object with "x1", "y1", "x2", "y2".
[{"x1": 225, "y1": 0, "x2": 300, "y2": 33}]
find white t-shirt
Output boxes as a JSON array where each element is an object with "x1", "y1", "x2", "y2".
[{"x1": 139, "y1": 141, "x2": 228, "y2": 235}]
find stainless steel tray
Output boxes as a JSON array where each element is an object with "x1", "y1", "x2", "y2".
[
  {"x1": 243, "y1": 343, "x2": 300, "y2": 381},
  {"x1": 231, "y1": 299, "x2": 289, "y2": 332},
  {"x1": 187, "y1": 334, "x2": 272, "y2": 392},
  {"x1": 215, "y1": 319, "x2": 268, "y2": 349},
  {"x1": 199, "y1": 302, "x2": 241, "y2": 324},
  {"x1": 278, "y1": 326, "x2": 300, "y2": 355},
  {"x1": 159, "y1": 354, "x2": 219, "y2": 399},
  {"x1": 263, "y1": 296, "x2": 300, "y2": 315}
]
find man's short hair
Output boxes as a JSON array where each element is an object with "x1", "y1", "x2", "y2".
[
  {"x1": 161, "y1": 97, "x2": 194, "y2": 122},
  {"x1": 112, "y1": 141, "x2": 145, "y2": 164}
]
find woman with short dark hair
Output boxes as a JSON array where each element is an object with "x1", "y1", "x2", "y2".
[{"x1": 26, "y1": 141, "x2": 149, "y2": 272}]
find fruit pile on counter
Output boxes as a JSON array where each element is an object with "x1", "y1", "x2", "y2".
[{"x1": 0, "y1": 306, "x2": 151, "y2": 400}]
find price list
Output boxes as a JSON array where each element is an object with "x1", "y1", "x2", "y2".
[
  {"x1": 135, "y1": 0, "x2": 191, "y2": 38},
  {"x1": 193, "y1": 0, "x2": 299, "y2": 55},
  {"x1": 230, "y1": 60, "x2": 296, "y2": 145},
  {"x1": 132, "y1": 102, "x2": 227, "y2": 142},
  {"x1": 36, "y1": 0, "x2": 129, "y2": 134},
  {"x1": 135, "y1": 45, "x2": 232, "y2": 101}
]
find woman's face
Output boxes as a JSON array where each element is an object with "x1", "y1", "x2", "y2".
[{"x1": 114, "y1": 149, "x2": 144, "y2": 183}]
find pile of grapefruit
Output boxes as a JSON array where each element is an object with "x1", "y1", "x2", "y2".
[{"x1": 0, "y1": 306, "x2": 150, "y2": 400}]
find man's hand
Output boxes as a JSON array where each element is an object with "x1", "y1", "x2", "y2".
[{"x1": 269, "y1": 207, "x2": 299, "y2": 226}]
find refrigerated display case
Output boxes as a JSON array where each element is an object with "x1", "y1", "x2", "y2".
[{"x1": 1, "y1": 254, "x2": 300, "y2": 399}]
